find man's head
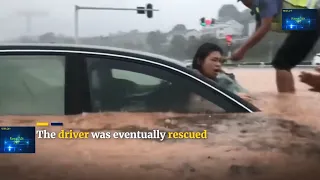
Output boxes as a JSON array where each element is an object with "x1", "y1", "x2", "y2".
[{"x1": 238, "y1": 0, "x2": 253, "y2": 8}]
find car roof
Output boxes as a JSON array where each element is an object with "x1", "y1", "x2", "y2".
[
  {"x1": 0, "y1": 43, "x2": 187, "y2": 67},
  {"x1": 183, "y1": 59, "x2": 193, "y2": 63}
]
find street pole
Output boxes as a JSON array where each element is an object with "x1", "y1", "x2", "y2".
[
  {"x1": 74, "y1": 6, "x2": 79, "y2": 44},
  {"x1": 17, "y1": 11, "x2": 48, "y2": 37},
  {"x1": 227, "y1": 45, "x2": 232, "y2": 64},
  {"x1": 74, "y1": 5, "x2": 159, "y2": 44},
  {"x1": 225, "y1": 35, "x2": 232, "y2": 64},
  {"x1": 268, "y1": 40, "x2": 273, "y2": 62}
]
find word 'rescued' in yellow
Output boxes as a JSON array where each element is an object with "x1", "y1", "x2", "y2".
[{"x1": 167, "y1": 130, "x2": 207, "y2": 139}]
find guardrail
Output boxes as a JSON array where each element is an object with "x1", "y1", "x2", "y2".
[
  {"x1": 223, "y1": 62, "x2": 316, "y2": 68},
  {"x1": 184, "y1": 61, "x2": 316, "y2": 68}
]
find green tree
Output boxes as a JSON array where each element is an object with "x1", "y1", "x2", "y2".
[
  {"x1": 167, "y1": 35, "x2": 188, "y2": 60},
  {"x1": 146, "y1": 31, "x2": 167, "y2": 52},
  {"x1": 170, "y1": 24, "x2": 187, "y2": 32},
  {"x1": 218, "y1": 4, "x2": 241, "y2": 20},
  {"x1": 39, "y1": 32, "x2": 56, "y2": 43}
]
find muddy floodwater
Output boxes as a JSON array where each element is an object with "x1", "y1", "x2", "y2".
[
  {"x1": 228, "y1": 68, "x2": 320, "y2": 129},
  {"x1": 1, "y1": 68, "x2": 320, "y2": 180}
]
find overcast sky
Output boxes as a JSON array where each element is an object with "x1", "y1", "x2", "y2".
[{"x1": 0, "y1": 0, "x2": 246, "y2": 40}]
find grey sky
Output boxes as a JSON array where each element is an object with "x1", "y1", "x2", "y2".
[{"x1": 0, "y1": 0, "x2": 246, "y2": 40}]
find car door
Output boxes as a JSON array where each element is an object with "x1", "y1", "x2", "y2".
[
  {"x1": 0, "y1": 50, "x2": 90, "y2": 115},
  {"x1": 84, "y1": 54, "x2": 256, "y2": 113}
]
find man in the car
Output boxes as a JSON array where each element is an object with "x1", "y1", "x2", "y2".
[{"x1": 231, "y1": 0, "x2": 319, "y2": 93}]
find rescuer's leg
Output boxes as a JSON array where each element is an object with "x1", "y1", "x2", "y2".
[{"x1": 271, "y1": 30, "x2": 319, "y2": 93}]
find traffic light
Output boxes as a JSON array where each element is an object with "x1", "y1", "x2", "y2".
[
  {"x1": 200, "y1": 17, "x2": 215, "y2": 26},
  {"x1": 137, "y1": 4, "x2": 154, "y2": 18},
  {"x1": 211, "y1": 18, "x2": 215, "y2": 26},
  {"x1": 200, "y1": 17, "x2": 205, "y2": 26},
  {"x1": 146, "y1": 3, "x2": 153, "y2": 18},
  {"x1": 137, "y1": 7, "x2": 145, "y2": 14}
]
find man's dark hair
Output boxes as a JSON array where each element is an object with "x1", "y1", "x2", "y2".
[{"x1": 192, "y1": 43, "x2": 223, "y2": 71}]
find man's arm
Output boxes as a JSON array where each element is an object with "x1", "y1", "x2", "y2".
[
  {"x1": 240, "y1": 0, "x2": 280, "y2": 52},
  {"x1": 242, "y1": 17, "x2": 272, "y2": 50}
]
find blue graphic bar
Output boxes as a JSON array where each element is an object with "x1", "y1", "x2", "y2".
[
  {"x1": 282, "y1": 9, "x2": 317, "y2": 31},
  {"x1": 51, "y1": 122, "x2": 63, "y2": 126},
  {"x1": 0, "y1": 126, "x2": 35, "y2": 153}
]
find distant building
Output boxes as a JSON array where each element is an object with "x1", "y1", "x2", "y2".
[
  {"x1": 248, "y1": 21, "x2": 256, "y2": 36},
  {"x1": 164, "y1": 18, "x2": 244, "y2": 44},
  {"x1": 183, "y1": 29, "x2": 201, "y2": 39},
  {"x1": 200, "y1": 18, "x2": 244, "y2": 39}
]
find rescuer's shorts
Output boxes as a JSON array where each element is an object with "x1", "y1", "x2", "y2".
[{"x1": 272, "y1": 10, "x2": 320, "y2": 70}]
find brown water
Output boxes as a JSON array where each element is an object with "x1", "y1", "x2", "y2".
[
  {"x1": 1, "y1": 68, "x2": 320, "y2": 180},
  {"x1": 229, "y1": 68, "x2": 320, "y2": 129}
]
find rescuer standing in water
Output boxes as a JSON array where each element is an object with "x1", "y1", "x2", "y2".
[{"x1": 231, "y1": 0, "x2": 319, "y2": 93}]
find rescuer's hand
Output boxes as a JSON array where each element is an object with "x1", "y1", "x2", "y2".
[
  {"x1": 231, "y1": 48, "x2": 246, "y2": 61},
  {"x1": 299, "y1": 69, "x2": 320, "y2": 93}
]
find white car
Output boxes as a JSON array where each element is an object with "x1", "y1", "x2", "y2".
[
  {"x1": 183, "y1": 59, "x2": 192, "y2": 68},
  {"x1": 312, "y1": 53, "x2": 320, "y2": 66}
]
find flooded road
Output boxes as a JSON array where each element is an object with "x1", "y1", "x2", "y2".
[
  {"x1": 229, "y1": 68, "x2": 320, "y2": 129},
  {"x1": 1, "y1": 68, "x2": 320, "y2": 180}
]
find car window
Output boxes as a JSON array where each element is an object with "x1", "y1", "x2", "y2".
[
  {"x1": 111, "y1": 69, "x2": 162, "y2": 86},
  {"x1": 86, "y1": 57, "x2": 225, "y2": 113},
  {"x1": 0, "y1": 55, "x2": 65, "y2": 115}
]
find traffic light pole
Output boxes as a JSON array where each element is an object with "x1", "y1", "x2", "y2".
[
  {"x1": 227, "y1": 45, "x2": 232, "y2": 64},
  {"x1": 74, "y1": 5, "x2": 159, "y2": 44},
  {"x1": 225, "y1": 35, "x2": 232, "y2": 63}
]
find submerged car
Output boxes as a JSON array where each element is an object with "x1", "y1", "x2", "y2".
[
  {"x1": 0, "y1": 43, "x2": 258, "y2": 115},
  {"x1": 2, "y1": 44, "x2": 320, "y2": 180}
]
